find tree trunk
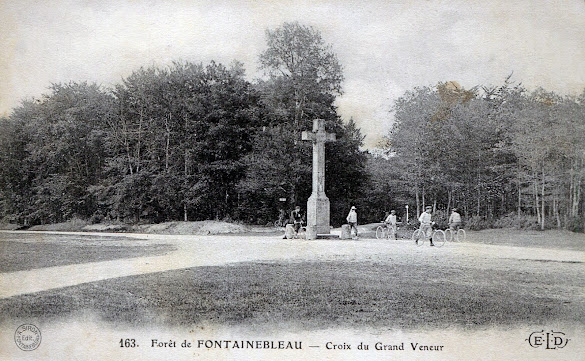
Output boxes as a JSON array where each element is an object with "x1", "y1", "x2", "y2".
[
  {"x1": 476, "y1": 170, "x2": 481, "y2": 217},
  {"x1": 533, "y1": 167, "x2": 540, "y2": 225},
  {"x1": 184, "y1": 148, "x2": 189, "y2": 222},
  {"x1": 415, "y1": 183, "x2": 420, "y2": 219},
  {"x1": 136, "y1": 108, "x2": 143, "y2": 174},
  {"x1": 122, "y1": 119, "x2": 133, "y2": 175},
  {"x1": 165, "y1": 113, "x2": 171, "y2": 171},
  {"x1": 517, "y1": 164, "x2": 522, "y2": 216},
  {"x1": 422, "y1": 185, "x2": 425, "y2": 213},
  {"x1": 554, "y1": 195, "x2": 561, "y2": 229},
  {"x1": 541, "y1": 161, "x2": 545, "y2": 230},
  {"x1": 574, "y1": 158, "x2": 583, "y2": 218}
]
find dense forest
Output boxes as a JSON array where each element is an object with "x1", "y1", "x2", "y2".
[
  {"x1": 0, "y1": 22, "x2": 584, "y2": 231},
  {"x1": 377, "y1": 79, "x2": 585, "y2": 232}
]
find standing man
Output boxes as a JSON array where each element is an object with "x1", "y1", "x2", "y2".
[
  {"x1": 449, "y1": 208, "x2": 462, "y2": 231},
  {"x1": 384, "y1": 210, "x2": 398, "y2": 240},
  {"x1": 346, "y1": 206, "x2": 358, "y2": 239},
  {"x1": 418, "y1": 206, "x2": 435, "y2": 246}
]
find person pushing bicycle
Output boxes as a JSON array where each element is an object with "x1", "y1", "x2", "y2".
[
  {"x1": 384, "y1": 210, "x2": 398, "y2": 240},
  {"x1": 418, "y1": 206, "x2": 435, "y2": 246}
]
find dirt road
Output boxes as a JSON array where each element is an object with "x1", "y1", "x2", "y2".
[{"x1": 1, "y1": 230, "x2": 583, "y2": 299}]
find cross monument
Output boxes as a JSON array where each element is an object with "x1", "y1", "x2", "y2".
[{"x1": 302, "y1": 119, "x2": 336, "y2": 239}]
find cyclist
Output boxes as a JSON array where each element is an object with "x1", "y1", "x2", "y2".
[
  {"x1": 449, "y1": 208, "x2": 462, "y2": 231},
  {"x1": 384, "y1": 210, "x2": 397, "y2": 240},
  {"x1": 418, "y1": 206, "x2": 435, "y2": 246}
]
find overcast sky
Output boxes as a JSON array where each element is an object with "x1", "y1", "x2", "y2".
[{"x1": 2, "y1": 0, "x2": 584, "y2": 148}]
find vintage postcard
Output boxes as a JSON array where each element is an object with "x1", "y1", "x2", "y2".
[{"x1": 1, "y1": 1, "x2": 584, "y2": 360}]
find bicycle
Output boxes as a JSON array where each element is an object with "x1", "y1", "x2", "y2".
[
  {"x1": 376, "y1": 223, "x2": 397, "y2": 240},
  {"x1": 274, "y1": 210, "x2": 288, "y2": 227},
  {"x1": 445, "y1": 227, "x2": 467, "y2": 242},
  {"x1": 411, "y1": 226, "x2": 446, "y2": 247}
]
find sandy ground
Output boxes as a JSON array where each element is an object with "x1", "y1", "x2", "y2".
[
  {"x1": 1, "y1": 230, "x2": 584, "y2": 361},
  {"x1": 1, "y1": 230, "x2": 583, "y2": 299}
]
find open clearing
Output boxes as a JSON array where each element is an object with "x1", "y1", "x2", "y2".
[
  {"x1": 0, "y1": 228, "x2": 583, "y2": 331},
  {"x1": 0, "y1": 232, "x2": 175, "y2": 272}
]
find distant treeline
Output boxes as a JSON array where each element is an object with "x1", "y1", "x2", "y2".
[
  {"x1": 0, "y1": 23, "x2": 367, "y2": 227},
  {"x1": 0, "y1": 23, "x2": 583, "y2": 231},
  {"x1": 373, "y1": 79, "x2": 585, "y2": 232}
]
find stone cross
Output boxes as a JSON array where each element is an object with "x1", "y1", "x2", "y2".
[{"x1": 302, "y1": 119, "x2": 336, "y2": 239}]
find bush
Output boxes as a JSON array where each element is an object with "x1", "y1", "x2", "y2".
[
  {"x1": 494, "y1": 212, "x2": 539, "y2": 230},
  {"x1": 466, "y1": 216, "x2": 493, "y2": 231},
  {"x1": 89, "y1": 214, "x2": 104, "y2": 224},
  {"x1": 29, "y1": 217, "x2": 89, "y2": 231},
  {"x1": 431, "y1": 209, "x2": 449, "y2": 229},
  {"x1": 567, "y1": 216, "x2": 585, "y2": 233}
]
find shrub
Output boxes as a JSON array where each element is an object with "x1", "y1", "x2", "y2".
[
  {"x1": 494, "y1": 212, "x2": 539, "y2": 230},
  {"x1": 567, "y1": 216, "x2": 585, "y2": 233},
  {"x1": 466, "y1": 216, "x2": 493, "y2": 231},
  {"x1": 431, "y1": 209, "x2": 449, "y2": 229}
]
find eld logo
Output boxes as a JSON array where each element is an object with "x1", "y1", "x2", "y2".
[{"x1": 526, "y1": 330, "x2": 569, "y2": 349}]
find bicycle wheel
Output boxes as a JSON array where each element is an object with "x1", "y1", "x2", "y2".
[
  {"x1": 412, "y1": 229, "x2": 425, "y2": 246},
  {"x1": 445, "y1": 228, "x2": 454, "y2": 242},
  {"x1": 432, "y1": 230, "x2": 446, "y2": 247},
  {"x1": 457, "y1": 229, "x2": 466, "y2": 242},
  {"x1": 389, "y1": 227, "x2": 396, "y2": 240},
  {"x1": 376, "y1": 226, "x2": 385, "y2": 239}
]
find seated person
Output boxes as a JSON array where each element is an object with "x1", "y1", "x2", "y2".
[{"x1": 290, "y1": 206, "x2": 304, "y2": 233}]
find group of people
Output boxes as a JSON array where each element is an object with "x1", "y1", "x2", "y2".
[
  {"x1": 347, "y1": 206, "x2": 397, "y2": 240},
  {"x1": 282, "y1": 204, "x2": 463, "y2": 243},
  {"x1": 413, "y1": 206, "x2": 462, "y2": 246},
  {"x1": 346, "y1": 205, "x2": 463, "y2": 244}
]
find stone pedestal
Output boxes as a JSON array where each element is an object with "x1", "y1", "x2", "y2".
[
  {"x1": 340, "y1": 224, "x2": 351, "y2": 239},
  {"x1": 306, "y1": 194, "x2": 331, "y2": 236}
]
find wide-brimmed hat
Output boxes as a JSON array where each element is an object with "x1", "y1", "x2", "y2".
[{"x1": 351, "y1": 206, "x2": 356, "y2": 210}]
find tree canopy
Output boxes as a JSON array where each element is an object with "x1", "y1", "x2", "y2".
[
  {"x1": 385, "y1": 79, "x2": 585, "y2": 231},
  {"x1": 0, "y1": 24, "x2": 583, "y2": 232},
  {"x1": 0, "y1": 23, "x2": 368, "y2": 227}
]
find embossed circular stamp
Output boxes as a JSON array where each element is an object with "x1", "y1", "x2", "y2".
[{"x1": 14, "y1": 324, "x2": 42, "y2": 351}]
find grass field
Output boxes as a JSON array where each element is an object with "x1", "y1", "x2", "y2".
[
  {"x1": 0, "y1": 232, "x2": 175, "y2": 272},
  {"x1": 1, "y1": 251, "x2": 582, "y2": 330}
]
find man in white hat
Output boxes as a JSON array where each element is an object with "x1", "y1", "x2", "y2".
[
  {"x1": 419, "y1": 205, "x2": 435, "y2": 246},
  {"x1": 346, "y1": 206, "x2": 358, "y2": 239},
  {"x1": 384, "y1": 210, "x2": 398, "y2": 240}
]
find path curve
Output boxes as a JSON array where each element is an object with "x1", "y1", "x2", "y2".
[{"x1": 1, "y1": 230, "x2": 583, "y2": 299}]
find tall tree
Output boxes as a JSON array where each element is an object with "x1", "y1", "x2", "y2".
[
  {"x1": 0, "y1": 83, "x2": 114, "y2": 224},
  {"x1": 259, "y1": 21, "x2": 343, "y2": 126},
  {"x1": 93, "y1": 61, "x2": 261, "y2": 222},
  {"x1": 241, "y1": 22, "x2": 366, "y2": 225}
]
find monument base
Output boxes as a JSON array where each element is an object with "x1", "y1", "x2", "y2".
[
  {"x1": 340, "y1": 224, "x2": 352, "y2": 239},
  {"x1": 315, "y1": 234, "x2": 340, "y2": 239},
  {"x1": 306, "y1": 193, "x2": 331, "y2": 240},
  {"x1": 304, "y1": 226, "x2": 339, "y2": 240}
]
